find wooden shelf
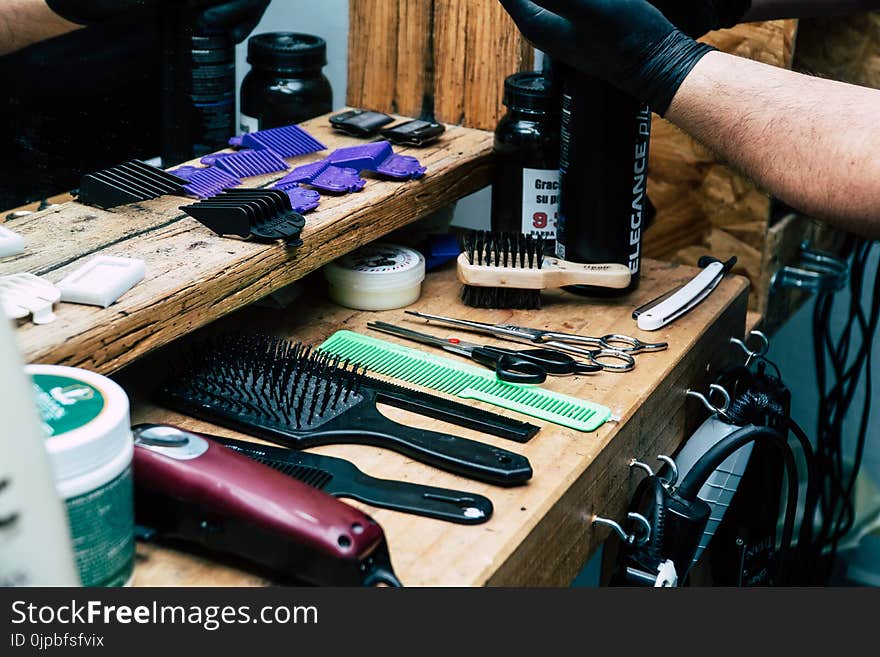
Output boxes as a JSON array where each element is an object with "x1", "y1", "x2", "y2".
[
  {"x1": 120, "y1": 259, "x2": 749, "y2": 587},
  {"x1": 0, "y1": 112, "x2": 493, "y2": 373}
]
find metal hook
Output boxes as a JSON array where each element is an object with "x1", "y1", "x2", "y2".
[
  {"x1": 591, "y1": 512, "x2": 652, "y2": 546},
  {"x1": 730, "y1": 330, "x2": 770, "y2": 367},
  {"x1": 686, "y1": 383, "x2": 731, "y2": 417},
  {"x1": 627, "y1": 513, "x2": 652, "y2": 546},
  {"x1": 656, "y1": 454, "x2": 678, "y2": 488},
  {"x1": 629, "y1": 458, "x2": 654, "y2": 477}
]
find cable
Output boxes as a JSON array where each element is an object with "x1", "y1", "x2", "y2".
[{"x1": 810, "y1": 239, "x2": 879, "y2": 579}]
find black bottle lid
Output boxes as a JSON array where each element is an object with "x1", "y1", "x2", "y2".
[
  {"x1": 502, "y1": 71, "x2": 558, "y2": 115},
  {"x1": 247, "y1": 32, "x2": 327, "y2": 73}
]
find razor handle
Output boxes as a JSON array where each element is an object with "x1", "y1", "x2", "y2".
[{"x1": 132, "y1": 424, "x2": 400, "y2": 586}]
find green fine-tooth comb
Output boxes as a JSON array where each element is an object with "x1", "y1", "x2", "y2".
[{"x1": 318, "y1": 330, "x2": 612, "y2": 432}]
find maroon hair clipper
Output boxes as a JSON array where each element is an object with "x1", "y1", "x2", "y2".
[{"x1": 132, "y1": 424, "x2": 401, "y2": 586}]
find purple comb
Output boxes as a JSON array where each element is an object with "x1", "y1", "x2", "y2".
[
  {"x1": 326, "y1": 142, "x2": 394, "y2": 170},
  {"x1": 200, "y1": 150, "x2": 289, "y2": 178},
  {"x1": 374, "y1": 154, "x2": 427, "y2": 180},
  {"x1": 274, "y1": 160, "x2": 331, "y2": 188},
  {"x1": 228, "y1": 125, "x2": 326, "y2": 159},
  {"x1": 282, "y1": 185, "x2": 321, "y2": 213},
  {"x1": 311, "y1": 167, "x2": 367, "y2": 194},
  {"x1": 276, "y1": 162, "x2": 365, "y2": 194},
  {"x1": 170, "y1": 165, "x2": 242, "y2": 198}
]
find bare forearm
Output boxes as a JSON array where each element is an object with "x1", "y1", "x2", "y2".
[
  {"x1": 0, "y1": 0, "x2": 80, "y2": 55},
  {"x1": 745, "y1": 0, "x2": 880, "y2": 21},
  {"x1": 666, "y1": 51, "x2": 880, "y2": 238}
]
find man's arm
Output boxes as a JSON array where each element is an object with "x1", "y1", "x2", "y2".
[
  {"x1": 666, "y1": 51, "x2": 880, "y2": 239},
  {"x1": 0, "y1": 0, "x2": 80, "y2": 56}
]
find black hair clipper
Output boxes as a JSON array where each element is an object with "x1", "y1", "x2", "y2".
[
  {"x1": 132, "y1": 424, "x2": 402, "y2": 586},
  {"x1": 380, "y1": 119, "x2": 446, "y2": 147},
  {"x1": 329, "y1": 109, "x2": 394, "y2": 137}
]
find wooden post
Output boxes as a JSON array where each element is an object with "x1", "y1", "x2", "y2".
[{"x1": 348, "y1": 0, "x2": 533, "y2": 130}]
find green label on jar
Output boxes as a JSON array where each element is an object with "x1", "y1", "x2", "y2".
[
  {"x1": 65, "y1": 467, "x2": 135, "y2": 587},
  {"x1": 31, "y1": 374, "x2": 106, "y2": 437}
]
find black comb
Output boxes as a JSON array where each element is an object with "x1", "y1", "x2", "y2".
[
  {"x1": 157, "y1": 334, "x2": 533, "y2": 486},
  {"x1": 180, "y1": 188, "x2": 305, "y2": 245},
  {"x1": 461, "y1": 230, "x2": 546, "y2": 310},
  {"x1": 77, "y1": 159, "x2": 189, "y2": 209},
  {"x1": 210, "y1": 434, "x2": 494, "y2": 524}
]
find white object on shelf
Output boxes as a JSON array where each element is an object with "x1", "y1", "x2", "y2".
[
  {"x1": 0, "y1": 273, "x2": 61, "y2": 324},
  {"x1": 56, "y1": 255, "x2": 146, "y2": 308},
  {"x1": 0, "y1": 225, "x2": 25, "y2": 258},
  {"x1": 323, "y1": 243, "x2": 426, "y2": 311}
]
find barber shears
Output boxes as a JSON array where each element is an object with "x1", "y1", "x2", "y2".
[
  {"x1": 404, "y1": 311, "x2": 667, "y2": 372},
  {"x1": 367, "y1": 321, "x2": 601, "y2": 384}
]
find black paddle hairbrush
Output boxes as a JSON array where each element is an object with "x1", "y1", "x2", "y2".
[
  {"x1": 157, "y1": 334, "x2": 532, "y2": 486},
  {"x1": 458, "y1": 230, "x2": 631, "y2": 309}
]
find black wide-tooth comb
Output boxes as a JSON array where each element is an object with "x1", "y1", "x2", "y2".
[
  {"x1": 157, "y1": 334, "x2": 533, "y2": 486},
  {"x1": 210, "y1": 434, "x2": 494, "y2": 524},
  {"x1": 460, "y1": 230, "x2": 546, "y2": 310}
]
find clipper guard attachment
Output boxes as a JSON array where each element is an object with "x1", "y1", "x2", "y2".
[
  {"x1": 180, "y1": 188, "x2": 305, "y2": 245},
  {"x1": 77, "y1": 160, "x2": 188, "y2": 209},
  {"x1": 170, "y1": 165, "x2": 242, "y2": 199},
  {"x1": 228, "y1": 125, "x2": 326, "y2": 159},
  {"x1": 200, "y1": 149, "x2": 289, "y2": 178},
  {"x1": 273, "y1": 141, "x2": 426, "y2": 195}
]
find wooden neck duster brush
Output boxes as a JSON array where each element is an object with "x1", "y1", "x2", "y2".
[{"x1": 458, "y1": 230, "x2": 631, "y2": 309}]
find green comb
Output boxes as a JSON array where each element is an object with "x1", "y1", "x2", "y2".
[{"x1": 318, "y1": 330, "x2": 612, "y2": 432}]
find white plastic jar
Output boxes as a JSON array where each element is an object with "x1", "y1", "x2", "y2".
[
  {"x1": 323, "y1": 243, "x2": 426, "y2": 311},
  {"x1": 26, "y1": 364, "x2": 135, "y2": 587}
]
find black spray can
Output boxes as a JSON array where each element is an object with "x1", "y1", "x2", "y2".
[{"x1": 556, "y1": 69, "x2": 652, "y2": 295}]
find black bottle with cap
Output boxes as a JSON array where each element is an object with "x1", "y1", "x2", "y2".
[
  {"x1": 555, "y1": 67, "x2": 652, "y2": 295},
  {"x1": 240, "y1": 32, "x2": 333, "y2": 133},
  {"x1": 490, "y1": 70, "x2": 562, "y2": 251}
]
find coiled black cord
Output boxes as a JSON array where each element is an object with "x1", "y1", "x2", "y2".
[{"x1": 811, "y1": 239, "x2": 879, "y2": 576}]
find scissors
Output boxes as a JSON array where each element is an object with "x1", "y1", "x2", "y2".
[
  {"x1": 367, "y1": 321, "x2": 605, "y2": 384},
  {"x1": 404, "y1": 311, "x2": 667, "y2": 372}
]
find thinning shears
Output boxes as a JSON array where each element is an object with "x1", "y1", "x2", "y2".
[
  {"x1": 367, "y1": 321, "x2": 603, "y2": 384},
  {"x1": 404, "y1": 311, "x2": 668, "y2": 372}
]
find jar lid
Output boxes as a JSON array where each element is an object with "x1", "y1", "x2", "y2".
[
  {"x1": 324, "y1": 243, "x2": 426, "y2": 292},
  {"x1": 503, "y1": 71, "x2": 558, "y2": 114},
  {"x1": 247, "y1": 32, "x2": 327, "y2": 72},
  {"x1": 26, "y1": 365, "x2": 132, "y2": 485}
]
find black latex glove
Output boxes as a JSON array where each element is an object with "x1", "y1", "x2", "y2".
[
  {"x1": 649, "y1": 0, "x2": 752, "y2": 37},
  {"x1": 45, "y1": 1, "x2": 270, "y2": 43},
  {"x1": 499, "y1": 0, "x2": 716, "y2": 115}
]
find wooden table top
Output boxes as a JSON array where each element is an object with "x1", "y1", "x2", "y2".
[{"x1": 121, "y1": 260, "x2": 749, "y2": 587}]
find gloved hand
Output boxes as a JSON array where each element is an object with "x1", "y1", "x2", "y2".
[
  {"x1": 45, "y1": 1, "x2": 270, "y2": 43},
  {"x1": 499, "y1": 0, "x2": 716, "y2": 114},
  {"x1": 649, "y1": 0, "x2": 752, "y2": 37}
]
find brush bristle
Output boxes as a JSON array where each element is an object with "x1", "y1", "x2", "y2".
[
  {"x1": 161, "y1": 334, "x2": 366, "y2": 430},
  {"x1": 462, "y1": 230, "x2": 545, "y2": 269},
  {"x1": 459, "y1": 230, "x2": 545, "y2": 309},
  {"x1": 461, "y1": 285, "x2": 543, "y2": 310}
]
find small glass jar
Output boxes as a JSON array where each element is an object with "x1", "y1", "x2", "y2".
[
  {"x1": 239, "y1": 32, "x2": 333, "y2": 133},
  {"x1": 490, "y1": 71, "x2": 561, "y2": 251}
]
